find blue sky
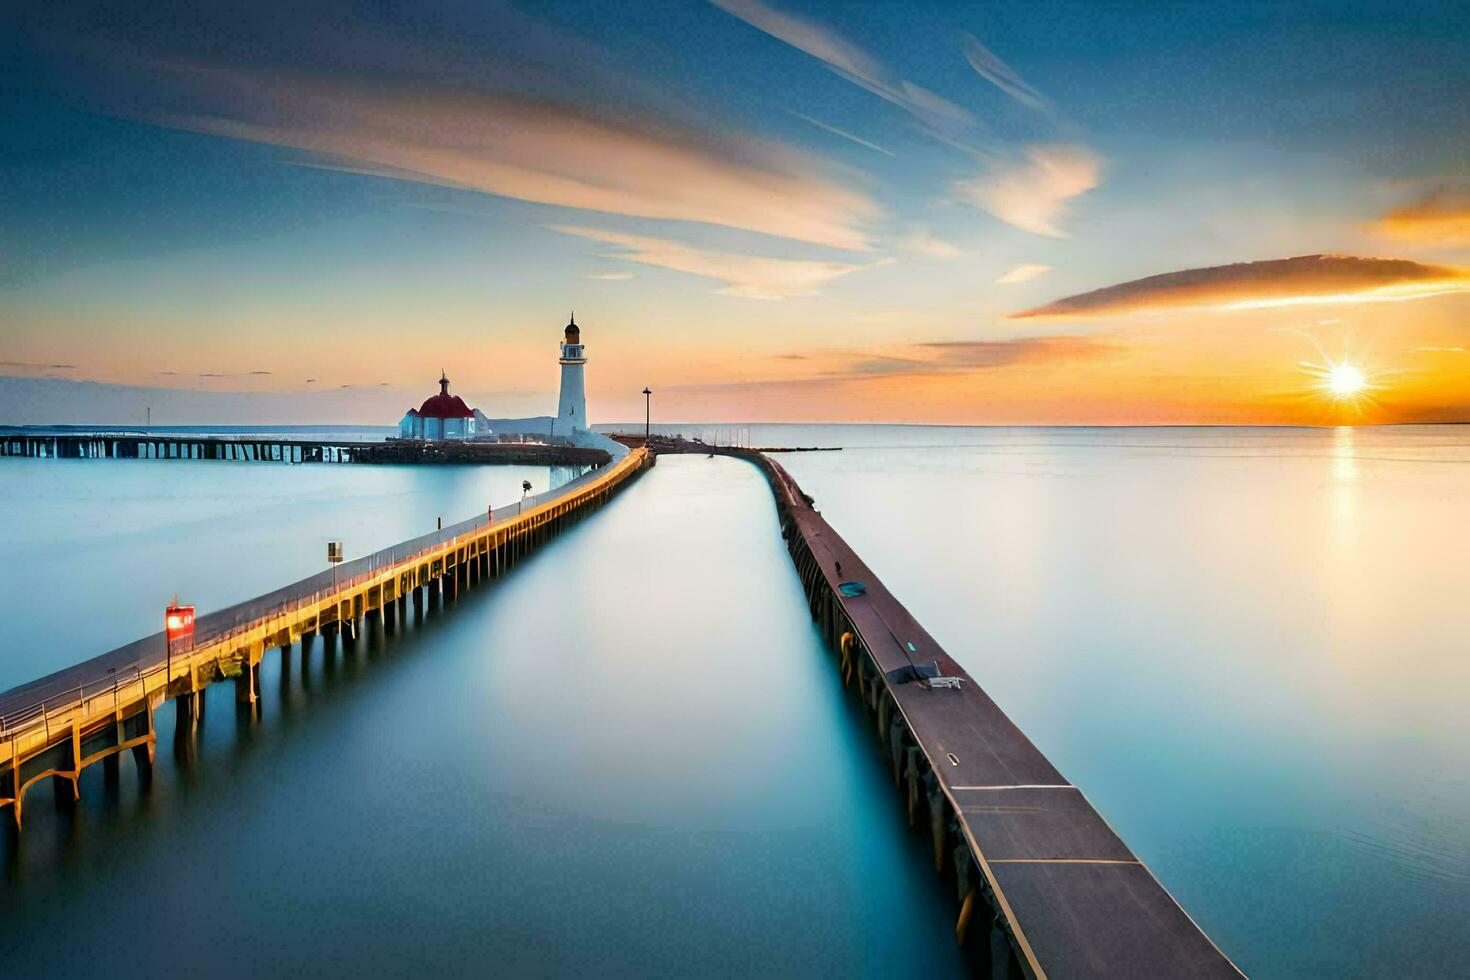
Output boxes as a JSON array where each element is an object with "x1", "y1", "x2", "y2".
[{"x1": 2, "y1": 1, "x2": 1467, "y2": 423}]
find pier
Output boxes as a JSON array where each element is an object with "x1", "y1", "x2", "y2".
[
  {"x1": 0, "y1": 430, "x2": 610, "y2": 467},
  {"x1": 647, "y1": 438, "x2": 1240, "y2": 979},
  {"x1": 0, "y1": 448, "x2": 651, "y2": 830},
  {"x1": 1, "y1": 433, "x2": 1241, "y2": 976}
]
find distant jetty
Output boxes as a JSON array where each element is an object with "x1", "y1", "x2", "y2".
[
  {"x1": 613, "y1": 434, "x2": 840, "y2": 454},
  {"x1": 0, "y1": 430, "x2": 610, "y2": 467}
]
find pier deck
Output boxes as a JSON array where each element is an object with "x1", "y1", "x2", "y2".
[{"x1": 653, "y1": 439, "x2": 1240, "y2": 978}]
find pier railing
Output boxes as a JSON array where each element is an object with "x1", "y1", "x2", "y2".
[{"x1": 0, "y1": 459, "x2": 616, "y2": 743}]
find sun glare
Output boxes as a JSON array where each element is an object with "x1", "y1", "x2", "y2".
[
  {"x1": 1327, "y1": 363, "x2": 1367, "y2": 396},
  {"x1": 1296, "y1": 347, "x2": 1389, "y2": 417}
]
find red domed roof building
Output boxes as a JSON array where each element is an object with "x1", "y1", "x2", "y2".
[{"x1": 398, "y1": 371, "x2": 484, "y2": 441}]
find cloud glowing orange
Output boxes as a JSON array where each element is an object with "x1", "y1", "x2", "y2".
[{"x1": 1012, "y1": 254, "x2": 1470, "y2": 319}]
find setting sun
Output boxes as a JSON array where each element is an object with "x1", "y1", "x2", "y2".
[{"x1": 1327, "y1": 363, "x2": 1368, "y2": 396}]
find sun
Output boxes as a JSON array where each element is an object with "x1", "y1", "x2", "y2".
[
  {"x1": 1326, "y1": 363, "x2": 1367, "y2": 397},
  {"x1": 1296, "y1": 347, "x2": 1388, "y2": 416}
]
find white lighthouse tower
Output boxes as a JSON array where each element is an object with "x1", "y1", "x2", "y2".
[{"x1": 556, "y1": 313, "x2": 588, "y2": 433}]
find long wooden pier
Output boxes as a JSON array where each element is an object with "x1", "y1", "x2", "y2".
[
  {"x1": 645, "y1": 438, "x2": 1240, "y2": 978},
  {"x1": 0, "y1": 447, "x2": 651, "y2": 829},
  {"x1": 0, "y1": 430, "x2": 610, "y2": 467},
  {"x1": 5, "y1": 432, "x2": 1240, "y2": 975}
]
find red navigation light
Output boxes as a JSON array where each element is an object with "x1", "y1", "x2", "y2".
[{"x1": 165, "y1": 604, "x2": 195, "y2": 642}]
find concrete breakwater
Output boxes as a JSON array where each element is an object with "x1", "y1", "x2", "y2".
[
  {"x1": 0, "y1": 430, "x2": 610, "y2": 467},
  {"x1": 0, "y1": 448, "x2": 651, "y2": 830}
]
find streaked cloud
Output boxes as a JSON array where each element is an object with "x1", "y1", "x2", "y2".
[
  {"x1": 995, "y1": 263, "x2": 1053, "y2": 285},
  {"x1": 147, "y1": 66, "x2": 878, "y2": 251},
  {"x1": 790, "y1": 111, "x2": 894, "y2": 156},
  {"x1": 914, "y1": 336, "x2": 1119, "y2": 369},
  {"x1": 1371, "y1": 187, "x2": 1470, "y2": 246},
  {"x1": 0, "y1": 361, "x2": 78, "y2": 370},
  {"x1": 552, "y1": 225, "x2": 882, "y2": 299},
  {"x1": 712, "y1": 0, "x2": 973, "y2": 134},
  {"x1": 584, "y1": 271, "x2": 635, "y2": 281},
  {"x1": 716, "y1": 2, "x2": 1105, "y2": 242},
  {"x1": 158, "y1": 371, "x2": 276, "y2": 379},
  {"x1": 956, "y1": 145, "x2": 1100, "y2": 237},
  {"x1": 962, "y1": 35, "x2": 1049, "y2": 111},
  {"x1": 897, "y1": 230, "x2": 962, "y2": 259},
  {"x1": 779, "y1": 333, "x2": 1118, "y2": 381},
  {"x1": 1412, "y1": 346, "x2": 1465, "y2": 353},
  {"x1": 1013, "y1": 254, "x2": 1470, "y2": 319}
]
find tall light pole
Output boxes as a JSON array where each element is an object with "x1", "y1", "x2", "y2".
[{"x1": 642, "y1": 387, "x2": 652, "y2": 441}]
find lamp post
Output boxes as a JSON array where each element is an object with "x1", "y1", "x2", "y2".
[{"x1": 642, "y1": 387, "x2": 652, "y2": 441}]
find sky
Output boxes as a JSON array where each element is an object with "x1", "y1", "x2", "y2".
[{"x1": 2, "y1": 0, "x2": 1467, "y2": 425}]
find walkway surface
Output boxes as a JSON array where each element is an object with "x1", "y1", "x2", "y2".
[{"x1": 754, "y1": 448, "x2": 1241, "y2": 978}]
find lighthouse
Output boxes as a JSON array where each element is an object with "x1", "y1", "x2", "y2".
[{"x1": 556, "y1": 313, "x2": 588, "y2": 432}]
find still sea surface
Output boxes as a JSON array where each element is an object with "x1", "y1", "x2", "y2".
[{"x1": 3, "y1": 424, "x2": 1469, "y2": 977}]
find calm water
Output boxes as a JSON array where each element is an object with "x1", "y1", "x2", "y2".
[
  {"x1": 0, "y1": 458, "x2": 584, "y2": 688},
  {"x1": 0, "y1": 455, "x2": 965, "y2": 977},
  {"x1": 3, "y1": 425, "x2": 1469, "y2": 977},
  {"x1": 771, "y1": 425, "x2": 1470, "y2": 978}
]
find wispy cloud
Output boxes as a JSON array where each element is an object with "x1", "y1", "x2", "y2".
[
  {"x1": 778, "y1": 333, "x2": 1118, "y2": 381},
  {"x1": 712, "y1": 0, "x2": 973, "y2": 136},
  {"x1": 138, "y1": 63, "x2": 877, "y2": 251},
  {"x1": 956, "y1": 144, "x2": 1100, "y2": 238},
  {"x1": 0, "y1": 361, "x2": 78, "y2": 370},
  {"x1": 1013, "y1": 254, "x2": 1470, "y2": 319},
  {"x1": 896, "y1": 230, "x2": 961, "y2": 259},
  {"x1": 1412, "y1": 345, "x2": 1465, "y2": 353},
  {"x1": 962, "y1": 35, "x2": 1049, "y2": 111},
  {"x1": 158, "y1": 369, "x2": 273, "y2": 378},
  {"x1": 995, "y1": 263, "x2": 1053, "y2": 285},
  {"x1": 712, "y1": 1, "x2": 1103, "y2": 239},
  {"x1": 584, "y1": 271, "x2": 635, "y2": 281},
  {"x1": 1371, "y1": 187, "x2": 1470, "y2": 246},
  {"x1": 914, "y1": 336, "x2": 1118, "y2": 369},
  {"x1": 552, "y1": 225, "x2": 883, "y2": 299},
  {"x1": 790, "y1": 111, "x2": 894, "y2": 156}
]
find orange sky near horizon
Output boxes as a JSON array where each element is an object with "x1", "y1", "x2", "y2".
[{"x1": 5, "y1": 283, "x2": 1468, "y2": 426}]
